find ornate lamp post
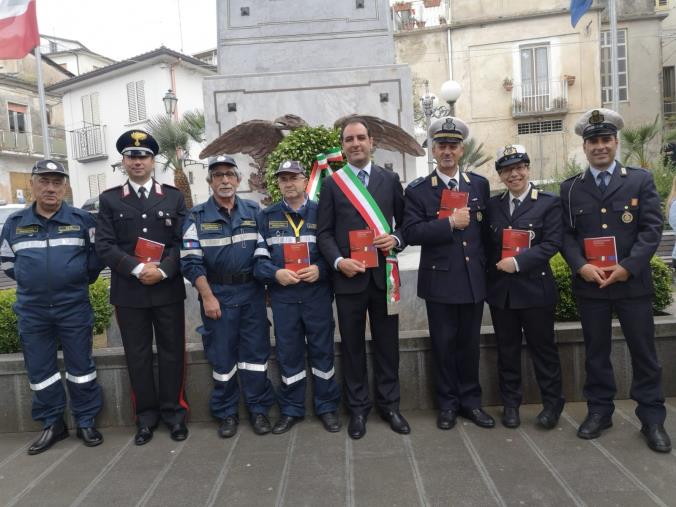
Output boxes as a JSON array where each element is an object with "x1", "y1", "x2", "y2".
[
  {"x1": 162, "y1": 89, "x2": 178, "y2": 117},
  {"x1": 420, "y1": 79, "x2": 462, "y2": 170}
]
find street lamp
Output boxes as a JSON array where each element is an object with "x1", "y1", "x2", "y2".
[
  {"x1": 420, "y1": 79, "x2": 462, "y2": 170},
  {"x1": 163, "y1": 89, "x2": 178, "y2": 117}
]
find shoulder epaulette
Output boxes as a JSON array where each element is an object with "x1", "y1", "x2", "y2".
[
  {"x1": 562, "y1": 172, "x2": 583, "y2": 183},
  {"x1": 407, "y1": 176, "x2": 425, "y2": 189},
  {"x1": 465, "y1": 171, "x2": 487, "y2": 181},
  {"x1": 101, "y1": 185, "x2": 122, "y2": 193},
  {"x1": 161, "y1": 182, "x2": 180, "y2": 190}
]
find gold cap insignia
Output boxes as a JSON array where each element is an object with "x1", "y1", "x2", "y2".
[
  {"x1": 589, "y1": 110, "x2": 605, "y2": 125},
  {"x1": 442, "y1": 118, "x2": 456, "y2": 131},
  {"x1": 131, "y1": 131, "x2": 148, "y2": 147},
  {"x1": 504, "y1": 145, "x2": 517, "y2": 156}
]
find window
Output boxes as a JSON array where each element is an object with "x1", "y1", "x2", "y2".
[
  {"x1": 517, "y1": 120, "x2": 563, "y2": 135},
  {"x1": 81, "y1": 92, "x2": 100, "y2": 125},
  {"x1": 656, "y1": 0, "x2": 668, "y2": 8},
  {"x1": 8, "y1": 103, "x2": 27, "y2": 133},
  {"x1": 601, "y1": 29, "x2": 628, "y2": 102},
  {"x1": 126, "y1": 80, "x2": 147, "y2": 123},
  {"x1": 88, "y1": 173, "x2": 106, "y2": 198},
  {"x1": 519, "y1": 44, "x2": 550, "y2": 112},
  {"x1": 664, "y1": 67, "x2": 675, "y2": 115}
]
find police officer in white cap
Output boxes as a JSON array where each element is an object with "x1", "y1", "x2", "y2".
[
  {"x1": 485, "y1": 145, "x2": 564, "y2": 429},
  {"x1": 403, "y1": 117, "x2": 494, "y2": 430},
  {"x1": 560, "y1": 108, "x2": 670, "y2": 452}
]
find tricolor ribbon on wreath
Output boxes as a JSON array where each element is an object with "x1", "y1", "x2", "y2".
[
  {"x1": 306, "y1": 148, "x2": 343, "y2": 201},
  {"x1": 332, "y1": 166, "x2": 401, "y2": 315}
]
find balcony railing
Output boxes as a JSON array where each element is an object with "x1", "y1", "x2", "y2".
[
  {"x1": 512, "y1": 79, "x2": 569, "y2": 117},
  {"x1": 0, "y1": 129, "x2": 67, "y2": 158},
  {"x1": 70, "y1": 124, "x2": 107, "y2": 161}
]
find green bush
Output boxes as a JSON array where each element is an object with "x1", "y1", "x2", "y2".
[
  {"x1": 0, "y1": 277, "x2": 114, "y2": 354},
  {"x1": 265, "y1": 126, "x2": 342, "y2": 203},
  {"x1": 551, "y1": 253, "x2": 673, "y2": 321}
]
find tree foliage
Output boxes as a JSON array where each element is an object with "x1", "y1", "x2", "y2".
[{"x1": 621, "y1": 115, "x2": 660, "y2": 168}]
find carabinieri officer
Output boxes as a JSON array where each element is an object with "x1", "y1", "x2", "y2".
[
  {"x1": 485, "y1": 144, "x2": 565, "y2": 429},
  {"x1": 560, "y1": 108, "x2": 670, "y2": 453},
  {"x1": 181, "y1": 155, "x2": 276, "y2": 438},
  {"x1": 254, "y1": 160, "x2": 341, "y2": 434}
]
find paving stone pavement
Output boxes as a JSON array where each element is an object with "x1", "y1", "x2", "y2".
[{"x1": 2, "y1": 399, "x2": 676, "y2": 507}]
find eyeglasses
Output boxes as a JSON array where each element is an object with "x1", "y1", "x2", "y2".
[
  {"x1": 499, "y1": 164, "x2": 528, "y2": 175},
  {"x1": 211, "y1": 171, "x2": 238, "y2": 180}
]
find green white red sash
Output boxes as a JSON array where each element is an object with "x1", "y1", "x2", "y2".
[
  {"x1": 332, "y1": 165, "x2": 401, "y2": 315},
  {"x1": 306, "y1": 148, "x2": 343, "y2": 201}
]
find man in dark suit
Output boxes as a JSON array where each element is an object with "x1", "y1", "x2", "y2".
[
  {"x1": 96, "y1": 130, "x2": 189, "y2": 445},
  {"x1": 560, "y1": 108, "x2": 670, "y2": 453},
  {"x1": 403, "y1": 117, "x2": 494, "y2": 430},
  {"x1": 485, "y1": 145, "x2": 564, "y2": 429},
  {"x1": 317, "y1": 118, "x2": 409, "y2": 439}
]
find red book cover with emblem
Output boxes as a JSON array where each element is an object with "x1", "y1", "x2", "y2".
[
  {"x1": 501, "y1": 229, "x2": 531, "y2": 259},
  {"x1": 135, "y1": 237, "x2": 165, "y2": 264},
  {"x1": 584, "y1": 236, "x2": 618, "y2": 268},
  {"x1": 438, "y1": 189, "x2": 469, "y2": 219},
  {"x1": 349, "y1": 229, "x2": 378, "y2": 268},
  {"x1": 283, "y1": 242, "x2": 310, "y2": 272}
]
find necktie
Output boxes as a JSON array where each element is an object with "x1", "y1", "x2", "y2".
[
  {"x1": 448, "y1": 179, "x2": 457, "y2": 190},
  {"x1": 512, "y1": 197, "x2": 520, "y2": 215},
  {"x1": 358, "y1": 170, "x2": 367, "y2": 186},
  {"x1": 138, "y1": 186, "x2": 147, "y2": 200},
  {"x1": 597, "y1": 172, "x2": 608, "y2": 193}
]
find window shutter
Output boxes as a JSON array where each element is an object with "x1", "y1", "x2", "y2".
[
  {"x1": 127, "y1": 82, "x2": 138, "y2": 123},
  {"x1": 136, "y1": 81, "x2": 146, "y2": 121},
  {"x1": 82, "y1": 95, "x2": 92, "y2": 124},
  {"x1": 88, "y1": 174, "x2": 98, "y2": 198},
  {"x1": 97, "y1": 173, "x2": 106, "y2": 193},
  {"x1": 91, "y1": 93, "x2": 100, "y2": 125}
]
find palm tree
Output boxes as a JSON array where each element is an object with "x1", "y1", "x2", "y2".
[
  {"x1": 147, "y1": 110, "x2": 205, "y2": 209},
  {"x1": 460, "y1": 138, "x2": 492, "y2": 170},
  {"x1": 621, "y1": 115, "x2": 659, "y2": 168}
]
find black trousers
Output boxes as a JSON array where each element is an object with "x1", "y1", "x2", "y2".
[
  {"x1": 116, "y1": 301, "x2": 188, "y2": 427},
  {"x1": 425, "y1": 301, "x2": 483, "y2": 411},
  {"x1": 489, "y1": 304, "x2": 564, "y2": 410},
  {"x1": 335, "y1": 280, "x2": 400, "y2": 415},
  {"x1": 577, "y1": 295, "x2": 666, "y2": 424}
]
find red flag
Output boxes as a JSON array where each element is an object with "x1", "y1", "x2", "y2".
[{"x1": 0, "y1": 0, "x2": 39, "y2": 59}]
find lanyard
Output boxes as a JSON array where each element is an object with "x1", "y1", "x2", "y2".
[{"x1": 283, "y1": 212, "x2": 304, "y2": 241}]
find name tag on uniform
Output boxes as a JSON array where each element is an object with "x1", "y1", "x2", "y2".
[
  {"x1": 269, "y1": 221, "x2": 288, "y2": 229},
  {"x1": 58, "y1": 225, "x2": 81, "y2": 233},
  {"x1": 306, "y1": 223, "x2": 317, "y2": 230},
  {"x1": 200, "y1": 223, "x2": 221, "y2": 232},
  {"x1": 16, "y1": 226, "x2": 39, "y2": 235},
  {"x1": 240, "y1": 220, "x2": 256, "y2": 228}
]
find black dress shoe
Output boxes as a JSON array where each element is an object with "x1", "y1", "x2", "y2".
[
  {"x1": 169, "y1": 422, "x2": 188, "y2": 441},
  {"x1": 577, "y1": 413, "x2": 612, "y2": 440},
  {"x1": 459, "y1": 407, "x2": 495, "y2": 428},
  {"x1": 537, "y1": 406, "x2": 562, "y2": 430},
  {"x1": 272, "y1": 415, "x2": 303, "y2": 435},
  {"x1": 348, "y1": 414, "x2": 367, "y2": 440},
  {"x1": 319, "y1": 411, "x2": 341, "y2": 432},
  {"x1": 28, "y1": 420, "x2": 69, "y2": 455},
  {"x1": 250, "y1": 413, "x2": 272, "y2": 435},
  {"x1": 641, "y1": 423, "x2": 672, "y2": 453},
  {"x1": 134, "y1": 426, "x2": 154, "y2": 446},
  {"x1": 77, "y1": 427, "x2": 103, "y2": 447},
  {"x1": 501, "y1": 407, "x2": 520, "y2": 429},
  {"x1": 437, "y1": 409, "x2": 457, "y2": 430},
  {"x1": 218, "y1": 416, "x2": 239, "y2": 438},
  {"x1": 380, "y1": 409, "x2": 411, "y2": 435}
]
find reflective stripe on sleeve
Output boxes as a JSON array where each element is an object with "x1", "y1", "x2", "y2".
[
  {"x1": 50, "y1": 238, "x2": 86, "y2": 247},
  {"x1": 212, "y1": 364, "x2": 238, "y2": 382},
  {"x1": 201, "y1": 233, "x2": 259, "y2": 248},
  {"x1": 183, "y1": 223, "x2": 198, "y2": 241},
  {"x1": 312, "y1": 366, "x2": 335, "y2": 380},
  {"x1": 237, "y1": 361, "x2": 268, "y2": 372},
  {"x1": 1, "y1": 239, "x2": 15, "y2": 258},
  {"x1": 12, "y1": 240, "x2": 47, "y2": 252},
  {"x1": 65, "y1": 371, "x2": 97, "y2": 384},
  {"x1": 266, "y1": 235, "x2": 316, "y2": 246},
  {"x1": 1, "y1": 261, "x2": 14, "y2": 270},
  {"x1": 253, "y1": 247, "x2": 270, "y2": 258},
  {"x1": 180, "y1": 249, "x2": 204, "y2": 258},
  {"x1": 29, "y1": 372, "x2": 61, "y2": 391},
  {"x1": 281, "y1": 369, "x2": 307, "y2": 385}
]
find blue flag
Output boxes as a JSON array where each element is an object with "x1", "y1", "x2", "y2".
[{"x1": 570, "y1": 0, "x2": 593, "y2": 27}]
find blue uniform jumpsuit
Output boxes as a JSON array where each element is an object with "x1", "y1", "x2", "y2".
[
  {"x1": 254, "y1": 199, "x2": 340, "y2": 417},
  {"x1": 181, "y1": 196, "x2": 275, "y2": 419},
  {"x1": 0, "y1": 202, "x2": 104, "y2": 428}
]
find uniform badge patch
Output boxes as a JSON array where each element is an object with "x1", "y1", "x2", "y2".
[
  {"x1": 16, "y1": 226, "x2": 39, "y2": 235},
  {"x1": 621, "y1": 211, "x2": 633, "y2": 223},
  {"x1": 476, "y1": 211, "x2": 483, "y2": 222},
  {"x1": 58, "y1": 225, "x2": 81, "y2": 233},
  {"x1": 240, "y1": 220, "x2": 256, "y2": 228},
  {"x1": 306, "y1": 223, "x2": 317, "y2": 230},
  {"x1": 200, "y1": 223, "x2": 221, "y2": 231},
  {"x1": 269, "y1": 221, "x2": 289, "y2": 229}
]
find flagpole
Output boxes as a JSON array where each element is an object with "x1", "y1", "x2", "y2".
[
  {"x1": 609, "y1": 0, "x2": 619, "y2": 113},
  {"x1": 34, "y1": 44, "x2": 51, "y2": 157}
]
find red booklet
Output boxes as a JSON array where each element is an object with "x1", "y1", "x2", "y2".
[
  {"x1": 349, "y1": 229, "x2": 378, "y2": 268},
  {"x1": 283, "y1": 242, "x2": 310, "y2": 272},
  {"x1": 438, "y1": 189, "x2": 469, "y2": 219},
  {"x1": 501, "y1": 229, "x2": 531, "y2": 259},
  {"x1": 584, "y1": 236, "x2": 618, "y2": 268},
  {"x1": 135, "y1": 237, "x2": 164, "y2": 264}
]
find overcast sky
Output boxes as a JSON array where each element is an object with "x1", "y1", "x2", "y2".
[{"x1": 36, "y1": 0, "x2": 218, "y2": 61}]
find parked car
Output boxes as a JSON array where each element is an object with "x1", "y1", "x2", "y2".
[
  {"x1": 0, "y1": 202, "x2": 27, "y2": 229},
  {"x1": 81, "y1": 197, "x2": 99, "y2": 214}
]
